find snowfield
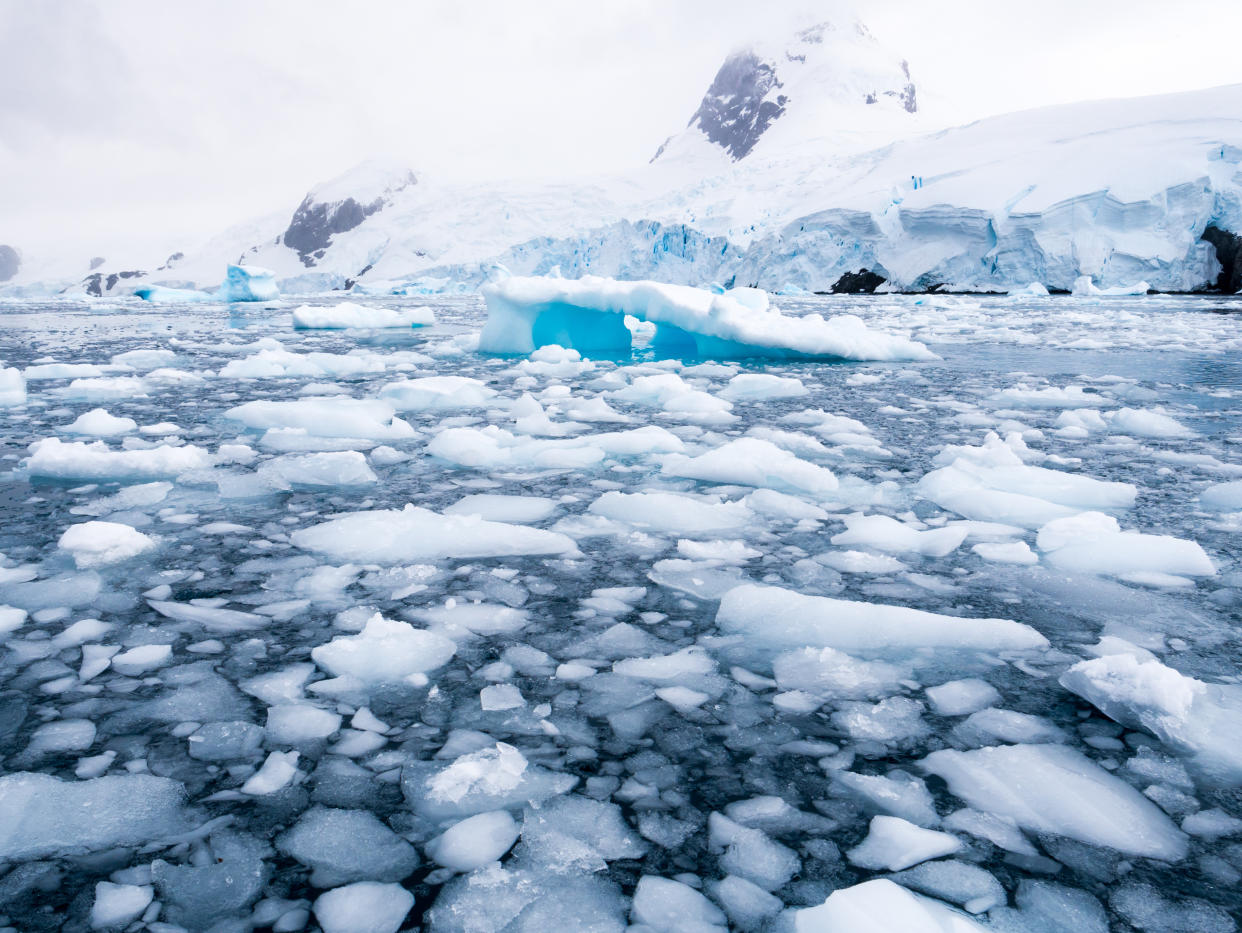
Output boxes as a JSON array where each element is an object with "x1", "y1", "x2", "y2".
[{"x1": 0, "y1": 289, "x2": 1240, "y2": 931}]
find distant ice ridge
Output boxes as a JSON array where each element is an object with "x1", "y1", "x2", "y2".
[{"x1": 478, "y1": 274, "x2": 935, "y2": 360}]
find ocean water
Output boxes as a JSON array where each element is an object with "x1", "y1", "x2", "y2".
[{"x1": 1, "y1": 292, "x2": 1240, "y2": 931}]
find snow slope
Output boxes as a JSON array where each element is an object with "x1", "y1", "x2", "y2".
[{"x1": 7, "y1": 23, "x2": 1242, "y2": 298}]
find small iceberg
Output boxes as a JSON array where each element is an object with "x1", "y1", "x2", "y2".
[
  {"x1": 1072, "y1": 275, "x2": 1151, "y2": 297},
  {"x1": 478, "y1": 274, "x2": 936, "y2": 361},
  {"x1": 135, "y1": 265, "x2": 279, "y2": 303}
]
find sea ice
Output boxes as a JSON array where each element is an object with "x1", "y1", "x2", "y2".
[
  {"x1": 661, "y1": 437, "x2": 839, "y2": 495},
  {"x1": 0, "y1": 366, "x2": 27, "y2": 406},
  {"x1": 57, "y1": 521, "x2": 156, "y2": 568},
  {"x1": 278, "y1": 806, "x2": 419, "y2": 887},
  {"x1": 379, "y1": 375, "x2": 496, "y2": 410},
  {"x1": 716, "y1": 583, "x2": 1048, "y2": 655},
  {"x1": 0, "y1": 772, "x2": 187, "y2": 859},
  {"x1": 291, "y1": 504, "x2": 577, "y2": 563},
  {"x1": 846, "y1": 815, "x2": 963, "y2": 871},
  {"x1": 792, "y1": 879, "x2": 987, "y2": 932},
  {"x1": 313, "y1": 882, "x2": 413, "y2": 933},
  {"x1": 292, "y1": 302, "x2": 434, "y2": 329},
  {"x1": 26, "y1": 438, "x2": 210, "y2": 482},
  {"x1": 425, "y1": 810, "x2": 520, "y2": 872},
  {"x1": 62, "y1": 408, "x2": 137, "y2": 436},
  {"x1": 921, "y1": 743, "x2": 1188, "y2": 860},
  {"x1": 1036, "y1": 512, "x2": 1214, "y2": 581},
  {"x1": 311, "y1": 613, "x2": 456, "y2": 689},
  {"x1": 1060, "y1": 653, "x2": 1242, "y2": 783}
]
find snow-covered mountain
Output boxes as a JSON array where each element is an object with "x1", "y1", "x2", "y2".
[
  {"x1": 651, "y1": 19, "x2": 919, "y2": 168},
  {"x1": 8, "y1": 19, "x2": 1242, "y2": 299}
]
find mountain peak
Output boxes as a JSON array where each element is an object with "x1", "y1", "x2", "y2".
[
  {"x1": 283, "y1": 159, "x2": 418, "y2": 267},
  {"x1": 652, "y1": 18, "x2": 917, "y2": 165}
]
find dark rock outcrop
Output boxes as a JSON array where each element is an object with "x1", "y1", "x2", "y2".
[
  {"x1": 89, "y1": 256, "x2": 105, "y2": 271},
  {"x1": 831, "y1": 269, "x2": 886, "y2": 293},
  {"x1": 0, "y1": 245, "x2": 19, "y2": 283},
  {"x1": 282, "y1": 170, "x2": 417, "y2": 267},
  {"x1": 683, "y1": 51, "x2": 787, "y2": 162},
  {"x1": 1202, "y1": 225, "x2": 1241, "y2": 294}
]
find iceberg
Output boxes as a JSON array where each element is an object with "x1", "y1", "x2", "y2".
[
  {"x1": 218, "y1": 263, "x2": 279, "y2": 302},
  {"x1": 0, "y1": 365, "x2": 28, "y2": 406},
  {"x1": 135, "y1": 264, "x2": 278, "y2": 303},
  {"x1": 478, "y1": 274, "x2": 936, "y2": 360}
]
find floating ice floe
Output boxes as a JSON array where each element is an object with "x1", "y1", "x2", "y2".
[
  {"x1": 661, "y1": 437, "x2": 839, "y2": 496},
  {"x1": 62, "y1": 407, "x2": 138, "y2": 436},
  {"x1": 25, "y1": 437, "x2": 210, "y2": 482},
  {"x1": 58, "y1": 520, "x2": 156, "y2": 569},
  {"x1": 479, "y1": 274, "x2": 936, "y2": 360},
  {"x1": 292, "y1": 301, "x2": 435, "y2": 329},
  {"x1": 1060, "y1": 653, "x2": 1242, "y2": 784},
  {"x1": 291, "y1": 504, "x2": 578, "y2": 563},
  {"x1": 917, "y1": 432, "x2": 1136, "y2": 527},
  {"x1": 717, "y1": 583, "x2": 1048, "y2": 656},
  {"x1": 791, "y1": 879, "x2": 987, "y2": 932},
  {"x1": 224, "y1": 397, "x2": 415, "y2": 441},
  {"x1": 0, "y1": 366, "x2": 26, "y2": 406},
  {"x1": 380, "y1": 375, "x2": 497, "y2": 411},
  {"x1": 1035, "y1": 512, "x2": 1214, "y2": 584},
  {"x1": 921, "y1": 743, "x2": 1188, "y2": 860},
  {"x1": 0, "y1": 772, "x2": 188, "y2": 860},
  {"x1": 311, "y1": 612, "x2": 456, "y2": 691}
]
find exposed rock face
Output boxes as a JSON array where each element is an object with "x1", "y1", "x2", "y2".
[
  {"x1": 1202, "y1": 225, "x2": 1241, "y2": 294},
  {"x1": 687, "y1": 51, "x2": 788, "y2": 162},
  {"x1": 653, "y1": 20, "x2": 918, "y2": 164},
  {"x1": 282, "y1": 169, "x2": 417, "y2": 267},
  {"x1": 89, "y1": 256, "x2": 106, "y2": 271},
  {"x1": 82, "y1": 269, "x2": 145, "y2": 297},
  {"x1": 0, "y1": 245, "x2": 19, "y2": 282},
  {"x1": 831, "y1": 269, "x2": 886, "y2": 293}
]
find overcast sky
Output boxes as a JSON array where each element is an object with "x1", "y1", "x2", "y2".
[{"x1": 4, "y1": 0, "x2": 1241, "y2": 264}]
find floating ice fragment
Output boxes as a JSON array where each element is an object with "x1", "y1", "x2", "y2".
[
  {"x1": 0, "y1": 772, "x2": 187, "y2": 859},
  {"x1": 426, "y1": 810, "x2": 520, "y2": 872},
  {"x1": 242, "y1": 750, "x2": 300, "y2": 795},
  {"x1": 292, "y1": 504, "x2": 577, "y2": 563},
  {"x1": 717, "y1": 584, "x2": 1048, "y2": 655},
  {"x1": 921, "y1": 744, "x2": 1188, "y2": 860},
  {"x1": 311, "y1": 613, "x2": 456, "y2": 688},
  {"x1": 62, "y1": 408, "x2": 137, "y2": 436},
  {"x1": 58, "y1": 521, "x2": 156, "y2": 569},
  {"x1": 313, "y1": 882, "x2": 413, "y2": 933},
  {"x1": 292, "y1": 302, "x2": 434, "y2": 329},
  {"x1": 792, "y1": 878, "x2": 987, "y2": 932},
  {"x1": 1060, "y1": 653, "x2": 1242, "y2": 783},
  {"x1": 661, "y1": 437, "x2": 838, "y2": 495},
  {"x1": 846, "y1": 815, "x2": 963, "y2": 871},
  {"x1": 26, "y1": 438, "x2": 210, "y2": 482}
]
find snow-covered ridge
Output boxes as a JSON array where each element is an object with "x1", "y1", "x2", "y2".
[{"x1": 651, "y1": 18, "x2": 918, "y2": 165}]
